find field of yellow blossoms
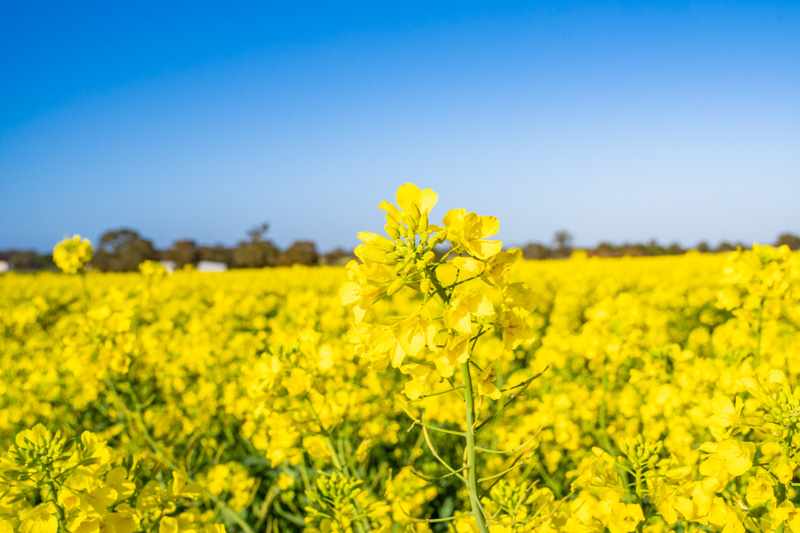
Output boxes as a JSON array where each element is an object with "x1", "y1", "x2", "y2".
[{"x1": 2, "y1": 185, "x2": 800, "y2": 533}]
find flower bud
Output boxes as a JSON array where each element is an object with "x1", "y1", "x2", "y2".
[
  {"x1": 403, "y1": 214, "x2": 417, "y2": 233},
  {"x1": 420, "y1": 278, "x2": 432, "y2": 294},
  {"x1": 419, "y1": 213, "x2": 428, "y2": 234},
  {"x1": 431, "y1": 228, "x2": 448, "y2": 246},
  {"x1": 387, "y1": 278, "x2": 405, "y2": 296}
]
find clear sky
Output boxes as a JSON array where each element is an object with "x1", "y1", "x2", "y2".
[{"x1": 1, "y1": 1, "x2": 798, "y2": 252}]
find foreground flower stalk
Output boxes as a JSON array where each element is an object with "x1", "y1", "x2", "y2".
[{"x1": 341, "y1": 184, "x2": 538, "y2": 530}]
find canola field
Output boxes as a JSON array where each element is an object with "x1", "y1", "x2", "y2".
[{"x1": 2, "y1": 185, "x2": 800, "y2": 533}]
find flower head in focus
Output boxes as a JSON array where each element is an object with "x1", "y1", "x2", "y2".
[{"x1": 355, "y1": 183, "x2": 447, "y2": 272}]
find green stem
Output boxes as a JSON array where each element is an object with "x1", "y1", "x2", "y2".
[
  {"x1": 112, "y1": 378, "x2": 257, "y2": 533},
  {"x1": 461, "y1": 362, "x2": 489, "y2": 533},
  {"x1": 754, "y1": 298, "x2": 764, "y2": 367},
  {"x1": 599, "y1": 362, "x2": 631, "y2": 490},
  {"x1": 634, "y1": 467, "x2": 643, "y2": 503},
  {"x1": 777, "y1": 436, "x2": 791, "y2": 533},
  {"x1": 599, "y1": 363, "x2": 611, "y2": 453},
  {"x1": 46, "y1": 481, "x2": 67, "y2": 526},
  {"x1": 79, "y1": 273, "x2": 89, "y2": 317},
  {"x1": 426, "y1": 265, "x2": 489, "y2": 533}
]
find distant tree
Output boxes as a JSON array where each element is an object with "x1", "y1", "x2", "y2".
[
  {"x1": 93, "y1": 229, "x2": 158, "y2": 271},
  {"x1": 716, "y1": 241, "x2": 737, "y2": 253},
  {"x1": 553, "y1": 230, "x2": 573, "y2": 258},
  {"x1": 232, "y1": 223, "x2": 280, "y2": 268},
  {"x1": 162, "y1": 239, "x2": 199, "y2": 268},
  {"x1": 623, "y1": 243, "x2": 646, "y2": 257},
  {"x1": 275, "y1": 241, "x2": 319, "y2": 266},
  {"x1": 554, "y1": 230, "x2": 573, "y2": 249},
  {"x1": 9, "y1": 251, "x2": 32, "y2": 270},
  {"x1": 248, "y1": 224, "x2": 269, "y2": 243},
  {"x1": 0, "y1": 250, "x2": 50, "y2": 271},
  {"x1": 8, "y1": 250, "x2": 54, "y2": 271},
  {"x1": 521, "y1": 242, "x2": 552, "y2": 260},
  {"x1": 696, "y1": 242, "x2": 710, "y2": 253},
  {"x1": 776, "y1": 233, "x2": 800, "y2": 250},
  {"x1": 198, "y1": 245, "x2": 233, "y2": 266},
  {"x1": 595, "y1": 242, "x2": 618, "y2": 257},
  {"x1": 666, "y1": 242, "x2": 684, "y2": 255},
  {"x1": 319, "y1": 248, "x2": 354, "y2": 266},
  {"x1": 645, "y1": 240, "x2": 664, "y2": 256}
]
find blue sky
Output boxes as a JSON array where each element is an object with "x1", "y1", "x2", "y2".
[{"x1": 1, "y1": 1, "x2": 798, "y2": 252}]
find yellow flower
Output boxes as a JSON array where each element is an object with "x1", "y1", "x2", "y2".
[
  {"x1": 443, "y1": 291, "x2": 495, "y2": 335},
  {"x1": 277, "y1": 473, "x2": 295, "y2": 490},
  {"x1": 434, "y1": 335, "x2": 471, "y2": 377},
  {"x1": 303, "y1": 435, "x2": 331, "y2": 460},
  {"x1": 53, "y1": 235, "x2": 93, "y2": 274},
  {"x1": 606, "y1": 502, "x2": 644, "y2": 533},
  {"x1": 706, "y1": 395, "x2": 744, "y2": 439},
  {"x1": 442, "y1": 209, "x2": 502, "y2": 259},
  {"x1": 773, "y1": 456, "x2": 797, "y2": 484},
  {"x1": 138, "y1": 259, "x2": 168, "y2": 277},
  {"x1": 19, "y1": 503, "x2": 58, "y2": 533},
  {"x1": 495, "y1": 306, "x2": 534, "y2": 350},
  {"x1": 104, "y1": 505, "x2": 140, "y2": 533},
  {"x1": 652, "y1": 481, "x2": 693, "y2": 524},
  {"x1": 700, "y1": 439, "x2": 755, "y2": 477},
  {"x1": 159, "y1": 517, "x2": 179, "y2": 533},
  {"x1": 475, "y1": 363, "x2": 501, "y2": 400},
  {"x1": 771, "y1": 501, "x2": 800, "y2": 532},
  {"x1": 0, "y1": 519, "x2": 14, "y2": 533},
  {"x1": 105, "y1": 466, "x2": 135, "y2": 501},
  {"x1": 400, "y1": 362, "x2": 439, "y2": 400},
  {"x1": 393, "y1": 316, "x2": 437, "y2": 366},
  {"x1": 168, "y1": 470, "x2": 204, "y2": 499},
  {"x1": 452, "y1": 256, "x2": 485, "y2": 276},
  {"x1": 57, "y1": 487, "x2": 81, "y2": 511},
  {"x1": 381, "y1": 183, "x2": 438, "y2": 222},
  {"x1": 745, "y1": 473, "x2": 775, "y2": 506}
]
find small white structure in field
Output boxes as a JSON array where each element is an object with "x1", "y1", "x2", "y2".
[
  {"x1": 159, "y1": 260, "x2": 176, "y2": 273},
  {"x1": 197, "y1": 260, "x2": 228, "y2": 272},
  {"x1": 0, "y1": 260, "x2": 8, "y2": 273}
]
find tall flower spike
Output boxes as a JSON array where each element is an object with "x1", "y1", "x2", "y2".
[{"x1": 53, "y1": 235, "x2": 94, "y2": 274}]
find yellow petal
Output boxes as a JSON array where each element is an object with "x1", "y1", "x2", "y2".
[
  {"x1": 468, "y1": 239, "x2": 503, "y2": 259},
  {"x1": 395, "y1": 183, "x2": 422, "y2": 214},
  {"x1": 453, "y1": 257, "x2": 484, "y2": 276},
  {"x1": 418, "y1": 189, "x2": 438, "y2": 214},
  {"x1": 159, "y1": 517, "x2": 179, "y2": 533}
]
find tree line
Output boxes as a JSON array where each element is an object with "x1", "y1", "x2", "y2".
[
  {"x1": 1, "y1": 227, "x2": 799, "y2": 272},
  {"x1": 519, "y1": 231, "x2": 800, "y2": 260},
  {"x1": 1, "y1": 224, "x2": 354, "y2": 272}
]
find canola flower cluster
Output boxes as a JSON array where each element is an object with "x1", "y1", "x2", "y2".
[{"x1": 0, "y1": 186, "x2": 798, "y2": 533}]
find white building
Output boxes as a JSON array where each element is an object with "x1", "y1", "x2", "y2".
[
  {"x1": 0, "y1": 260, "x2": 8, "y2": 273},
  {"x1": 197, "y1": 260, "x2": 228, "y2": 272}
]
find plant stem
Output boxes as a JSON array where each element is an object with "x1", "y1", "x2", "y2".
[
  {"x1": 461, "y1": 362, "x2": 489, "y2": 533},
  {"x1": 754, "y1": 297, "x2": 764, "y2": 367},
  {"x1": 425, "y1": 265, "x2": 489, "y2": 533},
  {"x1": 777, "y1": 436, "x2": 791, "y2": 533}
]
